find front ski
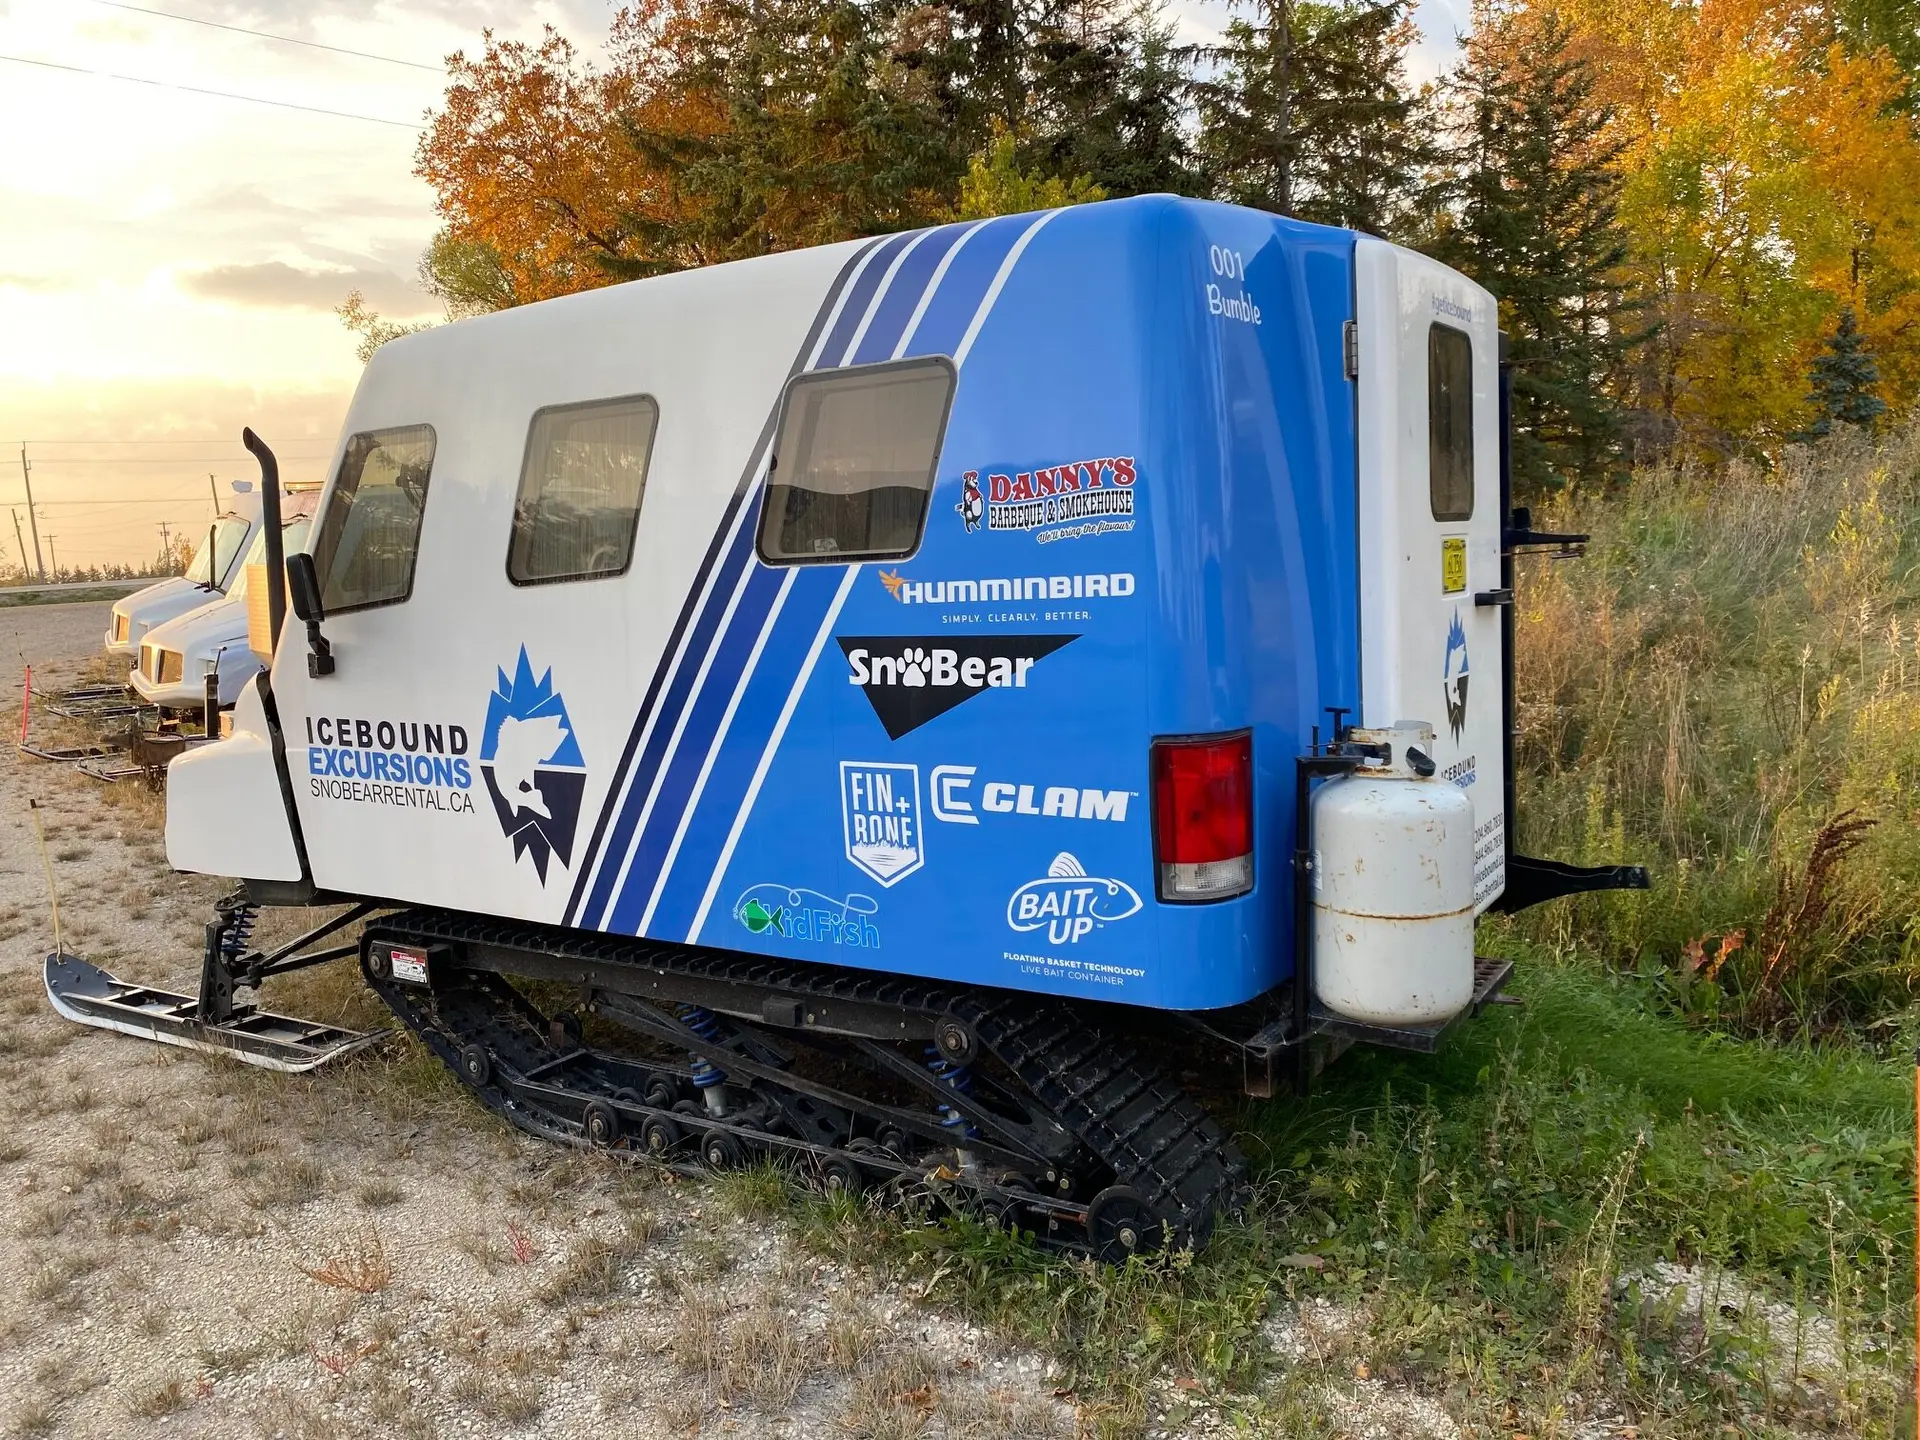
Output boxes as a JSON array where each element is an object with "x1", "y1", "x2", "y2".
[{"x1": 46, "y1": 953, "x2": 383, "y2": 1073}]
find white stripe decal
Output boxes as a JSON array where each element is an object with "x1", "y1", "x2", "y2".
[
  {"x1": 636, "y1": 567, "x2": 797, "y2": 935},
  {"x1": 894, "y1": 220, "x2": 988, "y2": 358},
  {"x1": 617, "y1": 229, "x2": 933, "y2": 931},
  {"x1": 580, "y1": 239, "x2": 891, "y2": 924},
  {"x1": 687, "y1": 208, "x2": 1061, "y2": 943}
]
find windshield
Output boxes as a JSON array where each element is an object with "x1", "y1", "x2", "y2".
[
  {"x1": 183, "y1": 515, "x2": 251, "y2": 588},
  {"x1": 227, "y1": 517, "x2": 313, "y2": 604}
]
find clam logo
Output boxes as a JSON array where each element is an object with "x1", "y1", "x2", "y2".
[
  {"x1": 479, "y1": 647, "x2": 585, "y2": 882},
  {"x1": 1443, "y1": 609, "x2": 1470, "y2": 743},
  {"x1": 1007, "y1": 852, "x2": 1142, "y2": 945}
]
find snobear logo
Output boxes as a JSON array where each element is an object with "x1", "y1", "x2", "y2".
[
  {"x1": 1443, "y1": 609, "x2": 1470, "y2": 743},
  {"x1": 839, "y1": 634, "x2": 1077, "y2": 739},
  {"x1": 479, "y1": 647, "x2": 586, "y2": 883},
  {"x1": 955, "y1": 471, "x2": 984, "y2": 532}
]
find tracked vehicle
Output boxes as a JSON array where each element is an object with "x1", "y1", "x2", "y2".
[{"x1": 48, "y1": 197, "x2": 1644, "y2": 1259}]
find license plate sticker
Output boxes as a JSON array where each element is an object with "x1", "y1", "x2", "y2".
[
  {"x1": 389, "y1": 948, "x2": 429, "y2": 985},
  {"x1": 1441, "y1": 536, "x2": 1467, "y2": 593}
]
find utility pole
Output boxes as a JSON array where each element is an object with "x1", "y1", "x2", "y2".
[
  {"x1": 46, "y1": 535, "x2": 57, "y2": 580},
  {"x1": 18, "y1": 445, "x2": 45, "y2": 582},
  {"x1": 9, "y1": 509, "x2": 24, "y2": 585},
  {"x1": 158, "y1": 520, "x2": 172, "y2": 571}
]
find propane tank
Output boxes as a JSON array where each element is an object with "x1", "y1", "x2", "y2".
[{"x1": 1311, "y1": 722, "x2": 1476, "y2": 1026}]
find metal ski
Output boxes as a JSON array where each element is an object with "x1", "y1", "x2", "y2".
[{"x1": 44, "y1": 895, "x2": 387, "y2": 1073}]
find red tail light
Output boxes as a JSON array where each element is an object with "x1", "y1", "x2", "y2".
[{"x1": 1151, "y1": 731, "x2": 1254, "y2": 902}]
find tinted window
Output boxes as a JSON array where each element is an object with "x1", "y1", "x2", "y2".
[
  {"x1": 184, "y1": 515, "x2": 250, "y2": 588},
  {"x1": 757, "y1": 357, "x2": 954, "y2": 564},
  {"x1": 1428, "y1": 324, "x2": 1474, "y2": 522},
  {"x1": 310, "y1": 425, "x2": 435, "y2": 613},
  {"x1": 509, "y1": 395, "x2": 658, "y2": 585}
]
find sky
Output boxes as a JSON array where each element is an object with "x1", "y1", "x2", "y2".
[{"x1": 0, "y1": 0, "x2": 1467, "y2": 571}]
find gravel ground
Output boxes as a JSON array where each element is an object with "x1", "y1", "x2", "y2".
[{"x1": 0, "y1": 602, "x2": 1076, "y2": 1440}]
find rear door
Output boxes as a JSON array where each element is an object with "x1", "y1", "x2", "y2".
[{"x1": 1353, "y1": 238, "x2": 1506, "y2": 909}]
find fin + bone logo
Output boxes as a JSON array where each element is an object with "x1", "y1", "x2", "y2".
[{"x1": 479, "y1": 646, "x2": 585, "y2": 883}]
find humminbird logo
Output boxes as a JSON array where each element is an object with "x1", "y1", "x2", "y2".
[
  {"x1": 839, "y1": 635, "x2": 1077, "y2": 740},
  {"x1": 877, "y1": 571, "x2": 1135, "y2": 605}
]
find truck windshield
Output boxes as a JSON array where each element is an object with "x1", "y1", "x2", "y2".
[
  {"x1": 183, "y1": 515, "x2": 251, "y2": 589},
  {"x1": 227, "y1": 517, "x2": 313, "y2": 603}
]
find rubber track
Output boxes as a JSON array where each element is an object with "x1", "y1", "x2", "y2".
[{"x1": 365, "y1": 909, "x2": 1246, "y2": 1251}]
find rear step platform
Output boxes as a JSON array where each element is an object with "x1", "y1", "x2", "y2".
[{"x1": 45, "y1": 953, "x2": 384, "y2": 1073}]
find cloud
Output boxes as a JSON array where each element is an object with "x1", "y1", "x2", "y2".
[
  {"x1": 181, "y1": 261, "x2": 434, "y2": 316},
  {"x1": 0, "y1": 274, "x2": 66, "y2": 292}
]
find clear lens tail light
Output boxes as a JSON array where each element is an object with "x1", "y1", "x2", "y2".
[{"x1": 1151, "y1": 731, "x2": 1253, "y2": 902}]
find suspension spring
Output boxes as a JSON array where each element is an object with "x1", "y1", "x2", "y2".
[
  {"x1": 679, "y1": 1004, "x2": 727, "y2": 1089},
  {"x1": 218, "y1": 902, "x2": 258, "y2": 965},
  {"x1": 925, "y1": 1047, "x2": 976, "y2": 1138}
]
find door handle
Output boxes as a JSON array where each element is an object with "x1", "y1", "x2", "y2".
[{"x1": 1474, "y1": 588, "x2": 1514, "y2": 608}]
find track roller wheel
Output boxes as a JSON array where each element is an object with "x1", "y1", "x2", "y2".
[
  {"x1": 582, "y1": 1100, "x2": 620, "y2": 1148},
  {"x1": 644, "y1": 1078, "x2": 678, "y2": 1109},
  {"x1": 640, "y1": 1114, "x2": 682, "y2": 1156},
  {"x1": 875, "y1": 1125, "x2": 907, "y2": 1159},
  {"x1": 699, "y1": 1128, "x2": 745, "y2": 1170},
  {"x1": 1086, "y1": 1185, "x2": 1166, "y2": 1263},
  {"x1": 457, "y1": 1044, "x2": 492, "y2": 1088},
  {"x1": 818, "y1": 1155, "x2": 864, "y2": 1196}
]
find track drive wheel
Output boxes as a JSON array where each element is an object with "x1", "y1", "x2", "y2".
[
  {"x1": 699, "y1": 1128, "x2": 745, "y2": 1170},
  {"x1": 458, "y1": 1043, "x2": 492, "y2": 1088},
  {"x1": 582, "y1": 1100, "x2": 620, "y2": 1148},
  {"x1": 1086, "y1": 1185, "x2": 1166, "y2": 1263}
]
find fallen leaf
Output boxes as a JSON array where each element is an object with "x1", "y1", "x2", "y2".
[
  {"x1": 1174, "y1": 1377, "x2": 1203, "y2": 1391},
  {"x1": 1277, "y1": 1253, "x2": 1328, "y2": 1270},
  {"x1": 1354, "y1": 1362, "x2": 1370, "y2": 1380}
]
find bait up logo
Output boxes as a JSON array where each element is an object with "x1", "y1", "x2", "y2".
[
  {"x1": 733, "y1": 883, "x2": 881, "y2": 950},
  {"x1": 959, "y1": 458, "x2": 1137, "y2": 543},
  {"x1": 839, "y1": 634, "x2": 1076, "y2": 739},
  {"x1": 1007, "y1": 852, "x2": 1143, "y2": 945},
  {"x1": 1443, "y1": 609, "x2": 1470, "y2": 743},
  {"x1": 479, "y1": 646, "x2": 585, "y2": 882},
  {"x1": 840, "y1": 761, "x2": 924, "y2": 885}
]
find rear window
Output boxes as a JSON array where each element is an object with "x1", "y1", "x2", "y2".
[
  {"x1": 508, "y1": 395, "x2": 659, "y2": 585},
  {"x1": 1428, "y1": 324, "x2": 1474, "y2": 522},
  {"x1": 757, "y1": 357, "x2": 954, "y2": 564},
  {"x1": 310, "y1": 424, "x2": 436, "y2": 613}
]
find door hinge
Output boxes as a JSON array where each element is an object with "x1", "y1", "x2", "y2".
[{"x1": 1342, "y1": 321, "x2": 1359, "y2": 380}]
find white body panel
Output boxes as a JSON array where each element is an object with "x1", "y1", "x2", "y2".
[
  {"x1": 129, "y1": 598, "x2": 257, "y2": 710},
  {"x1": 165, "y1": 680, "x2": 303, "y2": 881},
  {"x1": 1311, "y1": 724, "x2": 1476, "y2": 1025},
  {"x1": 253, "y1": 240, "x2": 867, "y2": 919},
  {"x1": 1353, "y1": 237, "x2": 1506, "y2": 910},
  {"x1": 105, "y1": 493, "x2": 262, "y2": 654}
]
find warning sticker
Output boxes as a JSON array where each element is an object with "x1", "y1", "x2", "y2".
[{"x1": 1441, "y1": 536, "x2": 1467, "y2": 594}]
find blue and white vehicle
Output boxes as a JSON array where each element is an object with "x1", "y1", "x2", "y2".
[
  {"x1": 104, "y1": 485, "x2": 261, "y2": 657},
  {"x1": 50, "y1": 197, "x2": 1643, "y2": 1258}
]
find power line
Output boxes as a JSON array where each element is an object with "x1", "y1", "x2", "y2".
[
  {"x1": 0, "y1": 53, "x2": 427, "y2": 129},
  {"x1": 90, "y1": 1, "x2": 443, "y2": 73}
]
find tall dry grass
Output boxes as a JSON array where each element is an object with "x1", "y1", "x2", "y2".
[{"x1": 1506, "y1": 423, "x2": 1920, "y2": 1038}]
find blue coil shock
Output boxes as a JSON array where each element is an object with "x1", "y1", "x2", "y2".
[
  {"x1": 925, "y1": 1047, "x2": 976, "y2": 1139},
  {"x1": 220, "y1": 903, "x2": 258, "y2": 964},
  {"x1": 679, "y1": 1004, "x2": 727, "y2": 1089}
]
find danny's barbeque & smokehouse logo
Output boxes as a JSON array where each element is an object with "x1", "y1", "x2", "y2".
[{"x1": 959, "y1": 457, "x2": 1137, "y2": 542}]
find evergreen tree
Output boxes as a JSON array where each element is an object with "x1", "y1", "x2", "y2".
[
  {"x1": 1193, "y1": 0, "x2": 1433, "y2": 237},
  {"x1": 1433, "y1": 2, "x2": 1639, "y2": 492},
  {"x1": 1796, "y1": 308, "x2": 1889, "y2": 439}
]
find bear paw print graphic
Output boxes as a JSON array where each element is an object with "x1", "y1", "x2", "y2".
[{"x1": 899, "y1": 648, "x2": 929, "y2": 687}]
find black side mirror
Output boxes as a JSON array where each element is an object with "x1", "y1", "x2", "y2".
[
  {"x1": 284, "y1": 553, "x2": 335, "y2": 677},
  {"x1": 287, "y1": 552, "x2": 323, "y2": 623}
]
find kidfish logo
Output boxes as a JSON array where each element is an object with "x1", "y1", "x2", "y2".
[
  {"x1": 960, "y1": 458, "x2": 1138, "y2": 541},
  {"x1": 839, "y1": 634, "x2": 1077, "y2": 740},
  {"x1": 1443, "y1": 609, "x2": 1470, "y2": 743},
  {"x1": 1007, "y1": 852, "x2": 1143, "y2": 945},
  {"x1": 878, "y1": 570, "x2": 1135, "y2": 605},
  {"x1": 733, "y1": 884, "x2": 881, "y2": 951},
  {"x1": 479, "y1": 646, "x2": 586, "y2": 882}
]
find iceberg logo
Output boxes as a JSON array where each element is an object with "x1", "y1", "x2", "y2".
[
  {"x1": 1443, "y1": 608, "x2": 1470, "y2": 743},
  {"x1": 479, "y1": 646, "x2": 586, "y2": 883}
]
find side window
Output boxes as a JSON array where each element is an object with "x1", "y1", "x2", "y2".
[
  {"x1": 508, "y1": 395, "x2": 659, "y2": 585},
  {"x1": 310, "y1": 424, "x2": 435, "y2": 614},
  {"x1": 757, "y1": 356, "x2": 955, "y2": 564},
  {"x1": 1428, "y1": 324, "x2": 1474, "y2": 522}
]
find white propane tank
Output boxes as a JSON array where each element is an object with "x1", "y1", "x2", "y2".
[{"x1": 1311, "y1": 722, "x2": 1476, "y2": 1026}]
